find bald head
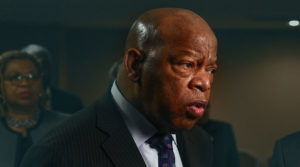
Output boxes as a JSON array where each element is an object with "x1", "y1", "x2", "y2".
[{"x1": 125, "y1": 8, "x2": 216, "y2": 54}]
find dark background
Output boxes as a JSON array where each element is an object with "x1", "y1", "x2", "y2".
[{"x1": 1, "y1": 0, "x2": 300, "y2": 166}]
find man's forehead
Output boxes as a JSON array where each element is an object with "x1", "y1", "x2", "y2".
[
  {"x1": 158, "y1": 17, "x2": 215, "y2": 43},
  {"x1": 161, "y1": 30, "x2": 217, "y2": 51},
  {"x1": 167, "y1": 47, "x2": 217, "y2": 62},
  {"x1": 160, "y1": 31, "x2": 217, "y2": 65}
]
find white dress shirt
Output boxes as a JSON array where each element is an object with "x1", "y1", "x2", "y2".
[{"x1": 111, "y1": 81, "x2": 183, "y2": 167}]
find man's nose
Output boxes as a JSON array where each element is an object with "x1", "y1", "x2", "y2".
[{"x1": 188, "y1": 71, "x2": 211, "y2": 92}]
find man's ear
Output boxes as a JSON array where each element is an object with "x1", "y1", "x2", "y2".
[{"x1": 124, "y1": 48, "x2": 145, "y2": 82}]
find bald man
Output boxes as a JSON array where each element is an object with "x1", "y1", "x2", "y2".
[{"x1": 21, "y1": 8, "x2": 218, "y2": 167}]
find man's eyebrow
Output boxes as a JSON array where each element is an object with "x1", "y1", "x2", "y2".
[{"x1": 170, "y1": 50, "x2": 205, "y2": 60}]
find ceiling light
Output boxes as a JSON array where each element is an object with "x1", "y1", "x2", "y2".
[{"x1": 288, "y1": 20, "x2": 299, "y2": 27}]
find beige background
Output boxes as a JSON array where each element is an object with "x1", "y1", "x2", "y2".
[{"x1": 210, "y1": 30, "x2": 300, "y2": 166}]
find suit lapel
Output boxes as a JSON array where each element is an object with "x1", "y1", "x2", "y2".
[
  {"x1": 177, "y1": 125, "x2": 213, "y2": 167},
  {"x1": 94, "y1": 91, "x2": 213, "y2": 167},
  {"x1": 95, "y1": 92, "x2": 146, "y2": 167}
]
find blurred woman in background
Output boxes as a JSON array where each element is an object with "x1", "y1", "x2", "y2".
[
  {"x1": 21, "y1": 44, "x2": 83, "y2": 114},
  {"x1": 0, "y1": 51, "x2": 68, "y2": 167}
]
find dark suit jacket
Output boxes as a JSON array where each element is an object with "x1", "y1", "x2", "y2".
[
  {"x1": 269, "y1": 131, "x2": 300, "y2": 167},
  {"x1": 201, "y1": 120, "x2": 240, "y2": 167},
  {"x1": 20, "y1": 91, "x2": 213, "y2": 167},
  {"x1": 50, "y1": 87, "x2": 83, "y2": 114},
  {"x1": 0, "y1": 110, "x2": 69, "y2": 167}
]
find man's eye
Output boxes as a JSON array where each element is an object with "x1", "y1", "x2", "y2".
[
  {"x1": 208, "y1": 69, "x2": 217, "y2": 74},
  {"x1": 180, "y1": 62, "x2": 194, "y2": 68}
]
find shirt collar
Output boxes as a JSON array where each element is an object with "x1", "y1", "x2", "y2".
[
  {"x1": 111, "y1": 81, "x2": 157, "y2": 147},
  {"x1": 111, "y1": 81, "x2": 177, "y2": 146}
]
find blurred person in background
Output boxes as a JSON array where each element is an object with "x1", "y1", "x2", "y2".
[
  {"x1": 22, "y1": 44, "x2": 83, "y2": 114},
  {"x1": 269, "y1": 131, "x2": 300, "y2": 167},
  {"x1": 0, "y1": 50, "x2": 68, "y2": 167},
  {"x1": 107, "y1": 59, "x2": 122, "y2": 87}
]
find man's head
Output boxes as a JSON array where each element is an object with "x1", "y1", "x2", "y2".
[
  {"x1": 21, "y1": 44, "x2": 53, "y2": 88},
  {"x1": 117, "y1": 8, "x2": 218, "y2": 132}
]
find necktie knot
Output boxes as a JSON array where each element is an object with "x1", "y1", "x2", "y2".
[
  {"x1": 146, "y1": 133, "x2": 176, "y2": 167},
  {"x1": 146, "y1": 134, "x2": 173, "y2": 151}
]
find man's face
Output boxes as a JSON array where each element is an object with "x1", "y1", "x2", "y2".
[{"x1": 138, "y1": 27, "x2": 218, "y2": 132}]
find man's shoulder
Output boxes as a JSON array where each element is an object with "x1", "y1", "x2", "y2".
[
  {"x1": 270, "y1": 131, "x2": 300, "y2": 167},
  {"x1": 33, "y1": 92, "x2": 115, "y2": 146},
  {"x1": 20, "y1": 96, "x2": 115, "y2": 167},
  {"x1": 276, "y1": 131, "x2": 300, "y2": 153},
  {"x1": 37, "y1": 101, "x2": 100, "y2": 145},
  {"x1": 278, "y1": 131, "x2": 300, "y2": 144}
]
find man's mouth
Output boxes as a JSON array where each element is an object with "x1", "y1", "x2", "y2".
[{"x1": 186, "y1": 101, "x2": 207, "y2": 118}]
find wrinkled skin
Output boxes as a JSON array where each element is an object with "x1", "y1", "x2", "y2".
[{"x1": 119, "y1": 8, "x2": 218, "y2": 133}]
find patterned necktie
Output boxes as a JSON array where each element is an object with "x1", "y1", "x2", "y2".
[{"x1": 146, "y1": 134, "x2": 176, "y2": 167}]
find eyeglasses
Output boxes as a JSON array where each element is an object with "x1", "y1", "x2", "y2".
[{"x1": 4, "y1": 73, "x2": 41, "y2": 85}]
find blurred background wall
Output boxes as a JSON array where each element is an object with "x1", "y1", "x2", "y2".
[{"x1": 1, "y1": 0, "x2": 300, "y2": 166}]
